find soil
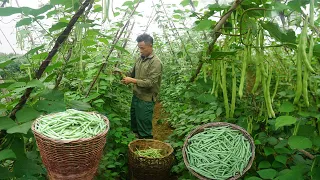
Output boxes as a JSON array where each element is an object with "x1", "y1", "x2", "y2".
[{"x1": 152, "y1": 102, "x2": 174, "y2": 141}]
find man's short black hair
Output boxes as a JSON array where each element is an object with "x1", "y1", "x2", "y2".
[{"x1": 136, "y1": 33, "x2": 153, "y2": 45}]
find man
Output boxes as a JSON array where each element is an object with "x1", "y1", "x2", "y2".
[{"x1": 121, "y1": 33, "x2": 162, "y2": 139}]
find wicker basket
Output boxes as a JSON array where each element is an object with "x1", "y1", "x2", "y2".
[
  {"x1": 31, "y1": 112, "x2": 110, "y2": 180},
  {"x1": 128, "y1": 139, "x2": 175, "y2": 180},
  {"x1": 182, "y1": 122, "x2": 255, "y2": 180}
]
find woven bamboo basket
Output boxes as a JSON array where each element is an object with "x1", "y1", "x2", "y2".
[
  {"x1": 31, "y1": 112, "x2": 110, "y2": 180},
  {"x1": 128, "y1": 139, "x2": 175, "y2": 180},
  {"x1": 182, "y1": 122, "x2": 255, "y2": 180}
]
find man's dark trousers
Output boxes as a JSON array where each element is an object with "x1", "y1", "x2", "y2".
[{"x1": 130, "y1": 95, "x2": 155, "y2": 138}]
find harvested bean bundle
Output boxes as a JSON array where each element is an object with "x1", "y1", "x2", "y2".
[
  {"x1": 135, "y1": 148, "x2": 163, "y2": 158},
  {"x1": 185, "y1": 126, "x2": 252, "y2": 180},
  {"x1": 34, "y1": 109, "x2": 107, "y2": 140}
]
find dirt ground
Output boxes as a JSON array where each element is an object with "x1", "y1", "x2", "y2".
[{"x1": 152, "y1": 102, "x2": 174, "y2": 141}]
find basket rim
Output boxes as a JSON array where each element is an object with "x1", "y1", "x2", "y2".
[
  {"x1": 182, "y1": 122, "x2": 256, "y2": 180},
  {"x1": 128, "y1": 139, "x2": 174, "y2": 159},
  {"x1": 31, "y1": 111, "x2": 110, "y2": 144}
]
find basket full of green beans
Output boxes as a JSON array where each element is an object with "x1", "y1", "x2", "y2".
[
  {"x1": 31, "y1": 109, "x2": 110, "y2": 180},
  {"x1": 182, "y1": 122, "x2": 255, "y2": 180},
  {"x1": 128, "y1": 139, "x2": 175, "y2": 180}
]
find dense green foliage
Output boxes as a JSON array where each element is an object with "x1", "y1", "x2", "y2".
[{"x1": 0, "y1": 0, "x2": 320, "y2": 179}]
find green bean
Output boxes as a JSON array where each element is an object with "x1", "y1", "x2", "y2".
[
  {"x1": 34, "y1": 109, "x2": 107, "y2": 140},
  {"x1": 185, "y1": 126, "x2": 252, "y2": 180},
  {"x1": 220, "y1": 61, "x2": 230, "y2": 118},
  {"x1": 239, "y1": 30, "x2": 251, "y2": 99},
  {"x1": 135, "y1": 148, "x2": 163, "y2": 158}
]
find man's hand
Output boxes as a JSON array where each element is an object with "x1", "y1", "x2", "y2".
[{"x1": 121, "y1": 77, "x2": 137, "y2": 85}]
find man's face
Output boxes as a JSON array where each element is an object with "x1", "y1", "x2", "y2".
[{"x1": 138, "y1": 41, "x2": 152, "y2": 57}]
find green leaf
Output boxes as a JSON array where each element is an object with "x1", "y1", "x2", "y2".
[
  {"x1": 180, "y1": 0, "x2": 189, "y2": 7},
  {"x1": 68, "y1": 55, "x2": 90, "y2": 64},
  {"x1": 34, "y1": 100, "x2": 66, "y2": 113},
  {"x1": 122, "y1": 1, "x2": 134, "y2": 6},
  {"x1": 272, "y1": 161, "x2": 284, "y2": 168},
  {"x1": 258, "y1": 161, "x2": 271, "y2": 169},
  {"x1": 44, "y1": 61, "x2": 63, "y2": 73},
  {"x1": 0, "y1": 81, "x2": 14, "y2": 88},
  {"x1": 0, "y1": 108, "x2": 6, "y2": 115},
  {"x1": 257, "y1": 169, "x2": 277, "y2": 179},
  {"x1": 114, "y1": 45, "x2": 130, "y2": 54},
  {"x1": 273, "y1": 1, "x2": 289, "y2": 11},
  {"x1": 279, "y1": 101, "x2": 295, "y2": 112},
  {"x1": 275, "y1": 116, "x2": 297, "y2": 130},
  {"x1": 31, "y1": 52, "x2": 48, "y2": 60},
  {"x1": 67, "y1": 100, "x2": 92, "y2": 111},
  {"x1": 16, "y1": 107, "x2": 41, "y2": 123},
  {"x1": 7, "y1": 121, "x2": 33, "y2": 134},
  {"x1": 29, "y1": 4, "x2": 53, "y2": 16},
  {"x1": 14, "y1": 158, "x2": 44, "y2": 177},
  {"x1": 50, "y1": 0, "x2": 72, "y2": 6},
  {"x1": 0, "y1": 60, "x2": 14, "y2": 68},
  {"x1": 312, "y1": 136, "x2": 320, "y2": 147},
  {"x1": 267, "y1": 137, "x2": 278, "y2": 146},
  {"x1": 0, "y1": 167, "x2": 13, "y2": 179},
  {"x1": 26, "y1": 45, "x2": 45, "y2": 55},
  {"x1": 39, "y1": 89, "x2": 64, "y2": 101},
  {"x1": 275, "y1": 148, "x2": 292, "y2": 154},
  {"x1": 16, "y1": 18, "x2": 33, "y2": 27},
  {"x1": 313, "y1": 44, "x2": 320, "y2": 58},
  {"x1": 311, "y1": 167, "x2": 320, "y2": 180},
  {"x1": 274, "y1": 169, "x2": 300, "y2": 180},
  {"x1": 241, "y1": 18, "x2": 257, "y2": 34},
  {"x1": 0, "y1": 7, "x2": 23, "y2": 16},
  {"x1": 194, "y1": 20, "x2": 215, "y2": 31},
  {"x1": 260, "y1": 22, "x2": 296, "y2": 44},
  {"x1": 297, "y1": 125, "x2": 315, "y2": 138},
  {"x1": 173, "y1": 14, "x2": 181, "y2": 19},
  {"x1": 264, "y1": 147, "x2": 275, "y2": 156},
  {"x1": 11, "y1": 137, "x2": 26, "y2": 159},
  {"x1": 49, "y1": 22, "x2": 68, "y2": 32},
  {"x1": 298, "y1": 111, "x2": 315, "y2": 117},
  {"x1": 26, "y1": 151, "x2": 39, "y2": 160},
  {"x1": 210, "y1": 51, "x2": 236, "y2": 59},
  {"x1": 93, "y1": 99, "x2": 104, "y2": 104},
  {"x1": 288, "y1": 136, "x2": 312, "y2": 150},
  {"x1": 83, "y1": 93, "x2": 101, "y2": 102},
  {"x1": 293, "y1": 155, "x2": 308, "y2": 165},
  {"x1": 287, "y1": 0, "x2": 309, "y2": 13},
  {"x1": 208, "y1": 3, "x2": 228, "y2": 11},
  {"x1": 0, "y1": 5, "x2": 52, "y2": 17},
  {"x1": 77, "y1": 23, "x2": 95, "y2": 28},
  {"x1": 93, "y1": 4, "x2": 102, "y2": 12},
  {"x1": 26, "y1": 79, "x2": 44, "y2": 88},
  {"x1": 255, "y1": 139, "x2": 262, "y2": 145},
  {"x1": 0, "y1": 117, "x2": 17, "y2": 130},
  {"x1": 275, "y1": 155, "x2": 287, "y2": 164},
  {"x1": 196, "y1": 94, "x2": 216, "y2": 103},
  {"x1": 7, "y1": 82, "x2": 26, "y2": 90},
  {"x1": 0, "y1": 149, "x2": 16, "y2": 161}
]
